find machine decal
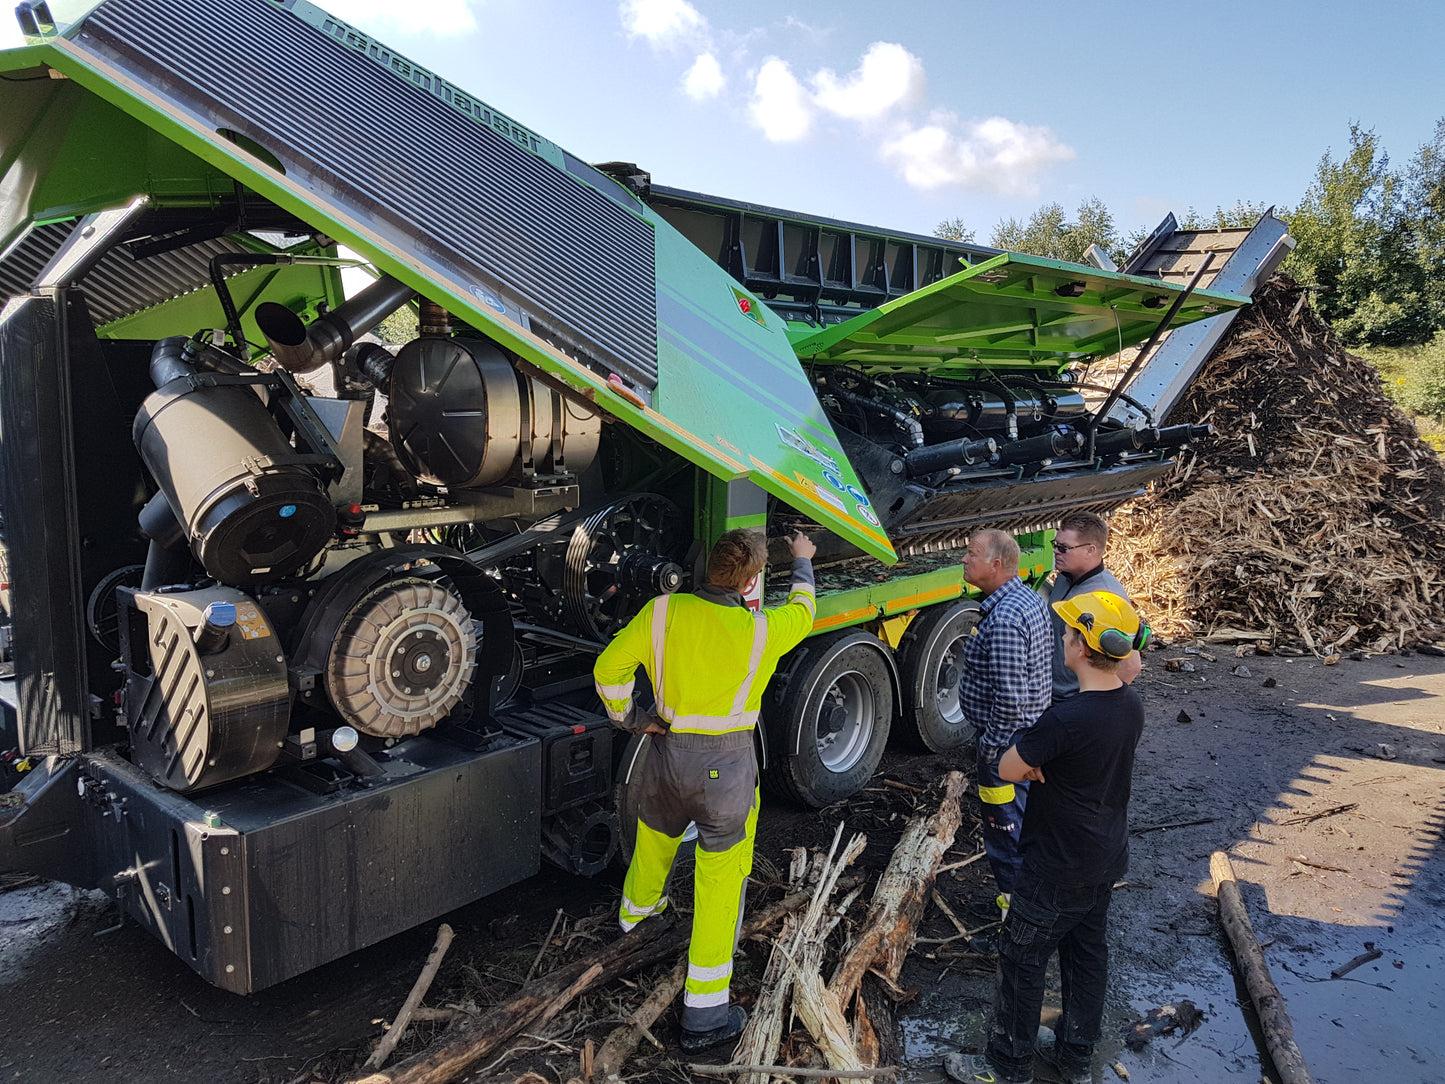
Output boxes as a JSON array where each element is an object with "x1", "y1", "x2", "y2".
[
  {"x1": 775, "y1": 424, "x2": 840, "y2": 474},
  {"x1": 732, "y1": 287, "x2": 765, "y2": 327},
  {"x1": 856, "y1": 503, "x2": 880, "y2": 527}
]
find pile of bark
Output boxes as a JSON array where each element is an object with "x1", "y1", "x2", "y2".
[{"x1": 1108, "y1": 276, "x2": 1445, "y2": 654}]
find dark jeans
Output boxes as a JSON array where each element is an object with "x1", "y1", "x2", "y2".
[
  {"x1": 976, "y1": 747, "x2": 1029, "y2": 898},
  {"x1": 986, "y1": 871, "x2": 1113, "y2": 1081}
]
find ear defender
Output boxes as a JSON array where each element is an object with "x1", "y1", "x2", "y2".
[{"x1": 1098, "y1": 626, "x2": 1134, "y2": 659}]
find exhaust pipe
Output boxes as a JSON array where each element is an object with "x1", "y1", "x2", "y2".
[{"x1": 254, "y1": 275, "x2": 416, "y2": 373}]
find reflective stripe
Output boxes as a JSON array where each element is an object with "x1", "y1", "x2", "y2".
[
  {"x1": 789, "y1": 581, "x2": 816, "y2": 607},
  {"x1": 729, "y1": 615, "x2": 769, "y2": 715},
  {"x1": 688, "y1": 960, "x2": 734, "y2": 983},
  {"x1": 682, "y1": 988, "x2": 731, "y2": 1008},
  {"x1": 978, "y1": 782, "x2": 1016, "y2": 804},
  {"x1": 595, "y1": 680, "x2": 635, "y2": 699},
  {"x1": 621, "y1": 893, "x2": 665, "y2": 918},
  {"x1": 659, "y1": 707, "x2": 760, "y2": 734},
  {"x1": 650, "y1": 595, "x2": 670, "y2": 706}
]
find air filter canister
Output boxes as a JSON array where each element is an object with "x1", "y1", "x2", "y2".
[{"x1": 134, "y1": 377, "x2": 335, "y2": 584}]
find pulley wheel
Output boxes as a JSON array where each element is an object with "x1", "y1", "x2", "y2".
[
  {"x1": 562, "y1": 495, "x2": 686, "y2": 641},
  {"x1": 326, "y1": 575, "x2": 477, "y2": 738}
]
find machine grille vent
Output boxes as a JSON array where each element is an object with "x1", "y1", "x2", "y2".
[
  {"x1": 78, "y1": 0, "x2": 659, "y2": 386},
  {"x1": 0, "y1": 222, "x2": 268, "y2": 328}
]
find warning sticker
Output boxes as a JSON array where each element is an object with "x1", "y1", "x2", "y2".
[{"x1": 234, "y1": 602, "x2": 271, "y2": 641}]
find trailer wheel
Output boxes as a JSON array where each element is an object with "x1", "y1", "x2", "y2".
[
  {"x1": 895, "y1": 599, "x2": 981, "y2": 752},
  {"x1": 764, "y1": 631, "x2": 893, "y2": 808}
]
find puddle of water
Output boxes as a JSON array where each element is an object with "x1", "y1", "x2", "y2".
[
  {"x1": 899, "y1": 914, "x2": 1443, "y2": 1083},
  {"x1": 0, "y1": 882, "x2": 83, "y2": 984}
]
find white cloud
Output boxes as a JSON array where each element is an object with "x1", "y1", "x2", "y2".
[
  {"x1": 749, "y1": 58, "x2": 814, "y2": 142},
  {"x1": 880, "y1": 115, "x2": 1075, "y2": 196},
  {"x1": 324, "y1": 0, "x2": 478, "y2": 36},
  {"x1": 620, "y1": 0, "x2": 706, "y2": 48},
  {"x1": 682, "y1": 53, "x2": 726, "y2": 101},
  {"x1": 811, "y1": 42, "x2": 924, "y2": 122}
]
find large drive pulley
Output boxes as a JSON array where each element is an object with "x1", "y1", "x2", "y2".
[
  {"x1": 326, "y1": 575, "x2": 478, "y2": 738},
  {"x1": 562, "y1": 495, "x2": 687, "y2": 641}
]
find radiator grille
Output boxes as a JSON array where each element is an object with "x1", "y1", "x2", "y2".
[{"x1": 78, "y1": 0, "x2": 658, "y2": 386}]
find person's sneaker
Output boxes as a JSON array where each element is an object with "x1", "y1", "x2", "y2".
[
  {"x1": 678, "y1": 1004, "x2": 747, "y2": 1053},
  {"x1": 1034, "y1": 1025, "x2": 1091, "y2": 1084},
  {"x1": 943, "y1": 1051, "x2": 1033, "y2": 1084}
]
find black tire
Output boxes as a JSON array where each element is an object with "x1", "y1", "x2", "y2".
[
  {"x1": 611, "y1": 731, "x2": 697, "y2": 885},
  {"x1": 612, "y1": 731, "x2": 652, "y2": 868},
  {"x1": 895, "y1": 599, "x2": 981, "y2": 752},
  {"x1": 763, "y1": 631, "x2": 894, "y2": 808}
]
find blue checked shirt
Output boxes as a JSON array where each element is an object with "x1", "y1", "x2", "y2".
[{"x1": 960, "y1": 575, "x2": 1053, "y2": 756}]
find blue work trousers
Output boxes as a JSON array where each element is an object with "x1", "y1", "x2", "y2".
[
  {"x1": 976, "y1": 747, "x2": 1028, "y2": 899},
  {"x1": 986, "y1": 872, "x2": 1113, "y2": 1080}
]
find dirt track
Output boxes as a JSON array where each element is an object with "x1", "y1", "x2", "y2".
[{"x1": 3, "y1": 648, "x2": 1443, "y2": 1083}]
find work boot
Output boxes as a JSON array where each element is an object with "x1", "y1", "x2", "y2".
[
  {"x1": 943, "y1": 1051, "x2": 1033, "y2": 1084},
  {"x1": 678, "y1": 1004, "x2": 747, "y2": 1053},
  {"x1": 1034, "y1": 1025, "x2": 1091, "y2": 1084}
]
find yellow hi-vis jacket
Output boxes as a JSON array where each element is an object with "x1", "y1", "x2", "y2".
[{"x1": 594, "y1": 559, "x2": 816, "y2": 736}]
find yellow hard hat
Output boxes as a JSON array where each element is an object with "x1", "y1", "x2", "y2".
[{"x1": 1052, "y1": 590, "x2": 1147, "y2": 658}]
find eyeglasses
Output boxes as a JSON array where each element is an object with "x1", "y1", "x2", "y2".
[{"x1": 1052, "y1": 541, "x2": 1094, "y2": 553}]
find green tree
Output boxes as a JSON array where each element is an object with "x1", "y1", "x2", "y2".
[
  {"x1": 1178, "y1": 201, "x2": 1274, "y2": 230},
  {"x1": 1402, "y1": 118, "x2": 1445, "y2": 330},
  {"x1": 1283, "y1": 124, "x2": 1434, "y2": 346},
  {"x1": 933, "y1": 216, "x2": 975, "y2": 243},
  {"x1": 987, "y1": 198, "x2": 1121, "y2": 264}
]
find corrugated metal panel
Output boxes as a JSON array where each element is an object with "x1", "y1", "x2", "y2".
[
  {"x1": 0, "y1": 222, "x2": 262, "y2": 326},
  {"x1": 77, "y1": 0, "x2": 658, "y2": 387}
]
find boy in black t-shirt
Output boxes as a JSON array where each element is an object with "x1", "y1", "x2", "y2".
[{"x1": 946, "y1": 591, "x2": 1147, "y2": 1084}]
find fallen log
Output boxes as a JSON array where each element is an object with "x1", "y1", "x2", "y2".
[
  {"x1": 829, "y1": 771, "x2": 966, "y2": 1007},
  {"x1": 349, "y1": 918, "x2": 688, "y2": 1084},
  {"x1": 1210, "y1": 852, "x2": 1315, "y2": 1084}
]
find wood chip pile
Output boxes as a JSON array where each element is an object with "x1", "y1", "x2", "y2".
[{"x1": 1108, "y1": 276, "x2": 1445, "y2": 654}]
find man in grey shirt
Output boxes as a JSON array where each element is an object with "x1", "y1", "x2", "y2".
[{"x1": 1047, "y1": 512, "x2": 1141, "y2": 702}]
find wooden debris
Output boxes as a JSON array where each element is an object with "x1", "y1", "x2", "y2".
[
  {"x1": 738, "y1": 827, "x2": 867, "y2": 1084},
  {"x1": 690, "y1": 1065, "x2": 898, "y2": 1079},
  {"x1": 830, "y1": 771, "x2": 967, "y2": 1008},
  {"x1": 1330, "y1": 942, "x2": 1382, "y2": 979},
  {"x1": 1130, "y1": 817, "x2": 1215, "y2": 835},
  {"x1": 1101, "y1": 277, "x2": 1445, "y2": 654},
  {"x1": 364, "y1": 924, "x2": 455, "y2": 1072},
  {"x1": 595, "y1": 865, "x2": 858, "y2": 1083},
  {"x1": 1279, "y1": 803, "x2": 1356, "y2": 826},
  {"x1": 1210, "y1": 852, "x2": 1316, "y2": 1084},
  {"x1": 350, "y1": 918, "x2": 689, "y2": 1084}
]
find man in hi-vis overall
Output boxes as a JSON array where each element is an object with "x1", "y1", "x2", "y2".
[{"x1": 594, "y1": 528, "x2": 817, "y2": 1052}]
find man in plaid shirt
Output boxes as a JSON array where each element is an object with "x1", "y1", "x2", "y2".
[{"x1": 959, "y1": 529, "x2": 1053, "y2": 919}]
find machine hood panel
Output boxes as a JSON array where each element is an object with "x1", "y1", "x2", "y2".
[{"x1": 789, "y1": 252, "x2": 1250, "y2": 370}]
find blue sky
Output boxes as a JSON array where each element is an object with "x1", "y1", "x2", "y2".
[{"x1": 4, "y1": 1, "x2": 1442, "y2": 241}]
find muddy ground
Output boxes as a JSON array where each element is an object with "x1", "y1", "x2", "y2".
[{"x1": 2, "y1": 647, "x2": 1442, "y2": 1084}]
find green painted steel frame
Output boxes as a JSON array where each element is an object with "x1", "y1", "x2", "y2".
[{"x1": 788, "y1": 252, "x2": 1249, "y2": 372}]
